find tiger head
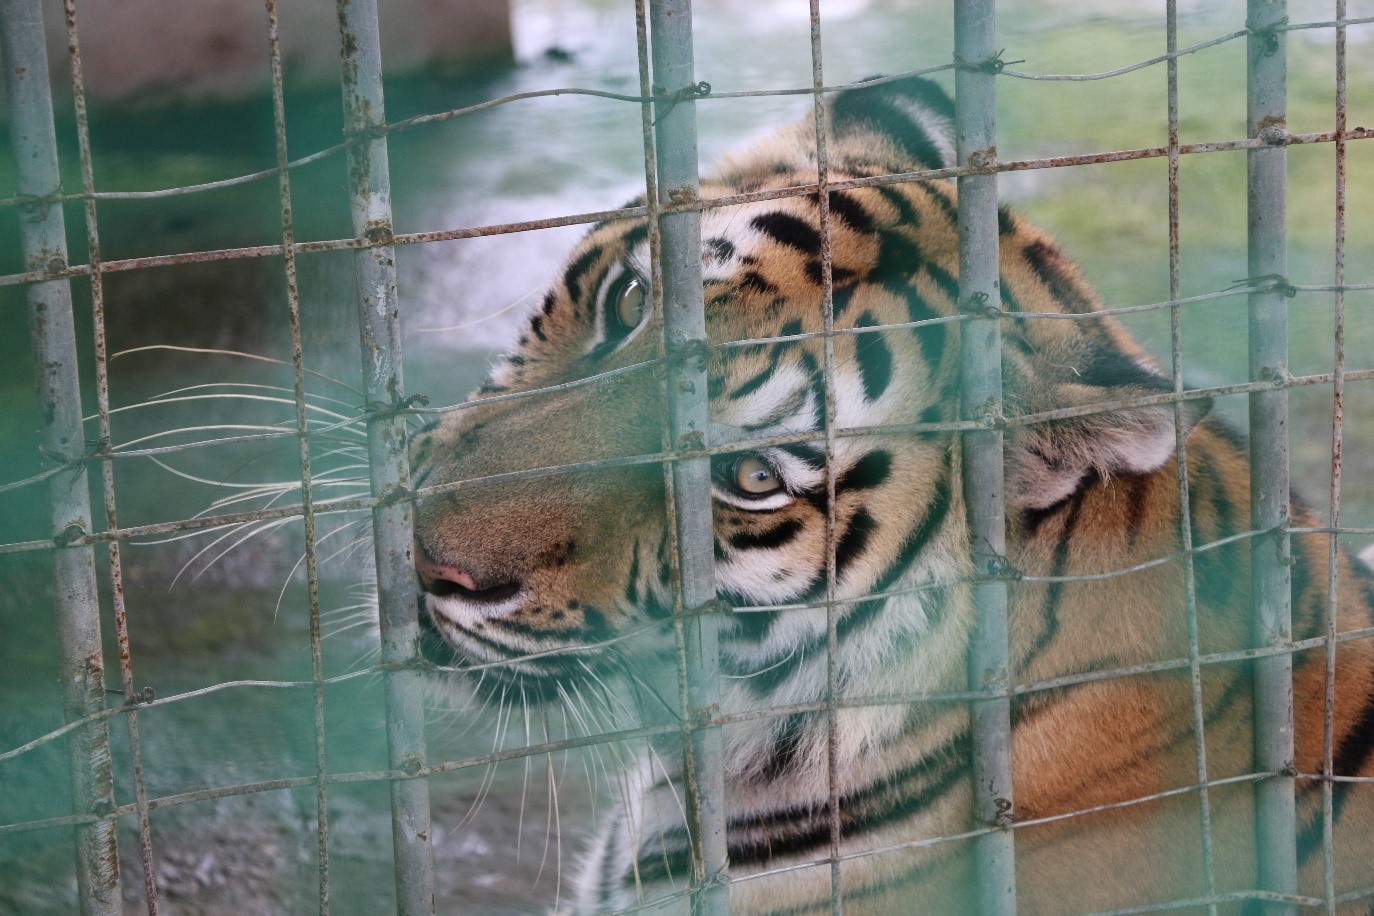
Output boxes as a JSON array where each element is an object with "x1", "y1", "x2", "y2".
[{"x1": 409, "y1": 75, "x2": 1207, "y2": 717}]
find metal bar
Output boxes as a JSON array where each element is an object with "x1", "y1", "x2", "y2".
[
  {"x1": 1247, "y1": 0, "x2": 1299, "y2": 907},
  {"x1": 57, "y1": 0, "x2": 161, "y2": 911},
  {"x1": 645, "y1": 0, "x2": 729, "y2": 909},
  {"x1": 334, "y1": 1, "x2": 436, "y2": 913},
  {"x1": 0, "y1": 2, "x2": 121, "y2": 913},
  {"x1": 1, "y1": 13, "x2": 1372, "y2": 216},
  {"x1": 2, "y1": 126, "x2": 1374, "y2": 293},
  {"x1": 265, "y1": 1, "x2": 332, "y2": 912},
  {"x1": 1321, "y1": 1, "x2": 1349, "y2": 912},
  {"x1": 1165, "y1": 3, "x2": 1219, "y2": 910},
  {"x1": 804, "y1": 1, "x2": 844, "y2": 912},
  {"x1": 954, "y1": 0, "x2": 1016, "y2": 913}
]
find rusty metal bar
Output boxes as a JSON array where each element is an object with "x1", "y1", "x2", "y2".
[
  {"x1": 1246, "y1": 0, "x2": 1299, "y2": 907},
  {"x1": 644, "y1": 0, "x2": 730, "y2": 909},
  {"x1": 1321, "y1": 1, "x2": 1349, "y2": 912},
  {"x1": 334, "y1": 1, "x2": 435, "y2": 912},
  {"x1": 804, "y1": 0, "x2": 845, "y2": 911},
  {"x1": 0, "y1": 1, "x2": 121, "y2": 912},
  {"x1": 1164, "y1": 2, "x2": 1219, "y2": 909},
  {"x1": 3, "y1": 14, "x2": 1373, "y2": 215},
  {"x1": 58, "y1": 0, "x2": 161, "y2": 910},
  {"x1": 2, "y1": 125, "x2": 1373, "y2": 292},
  {"x1": 954, "y1": 0, "x2": 1016, "y2": 912},
  {"x1": 265, "y1": 0, "x2": 333, "y2": 912}
]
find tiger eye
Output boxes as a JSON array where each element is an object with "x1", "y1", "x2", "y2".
[
  {"x1": 735, "y1": 456, "x2": 781, "y2": 495},
  {"x1": 615, "y1": 278, "x2": 645, "y2": 329}
]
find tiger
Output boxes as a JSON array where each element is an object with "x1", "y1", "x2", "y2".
[{"x1": 408, "y1": 75, "x2": 1374, "y2": 913}]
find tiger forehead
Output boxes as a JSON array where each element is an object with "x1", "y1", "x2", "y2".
[{"x1": 564, "y1": 182, "x2": 953, "y2": 317}]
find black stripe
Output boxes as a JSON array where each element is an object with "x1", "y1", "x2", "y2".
[
  {"x1": 872, "y1": 229, "x2": 923, "y2": 289},
  {"x1": 804, "y1": 259, "x2": 856, "y2": 286},
  {"x1": 634, "y1": 729, "x2": 970, "y2": 879},
  {"x1": 923, "y1": 183, "x2": 959, "y2": 227},
  {"x1": 823, "y1": 190, "x2": 876, "y2": 232},
  {"x1": 1122, "y1": 473, "x2": 1150, "y2": 548},
  {"x1": 1334, "y1": 685, "x2": 1374, "y2": 779},
  {"x1": 1022, "y1": 237, "x2": 1095, "y2": 314},
  {"x1": 1015, "y1": 481, "x2": 1090, "y2": 682},
  {"x1": 729, "y1": 364, "x2": 776, "y2": 401},
  {"x1": 836, "y1": 450, "x2": 892, "y2": 494},
  {"x1": 831, "y1": 91, "x2": 949, "y2": 170},
  {"x1": 923, "y1": 260, "x2": 960, "y2": 306},
  {"x1": 621, "y1": 221, "x2": 649, "y2": 252},
  {"x1": 625, "y1": 547, "x2": 641, "y2": 606},
  {"x1": 729, "y1": 518, "x2": 805, "y2": 552},
  {"x1": 758, "y1": 713, "x2": 809, "y2": 780},
  {"x1": 904, "y1": 287, "x2": 947, "y2": 372},
  {"x1": 562, "y1": 247, "x2": 603, "y2": 303},
  {"x1": 752, "y1": 212, "x2": 822, "y2": 255},
  {"x1": 997, "y1": 205, "x2": 1017, "y2": 236},
  {"x1": 874, "y1": 184, "x2": 921, "y2": 227},
  {"x1": 835, "y1": 508, "x2": 876, "y2": 581},
  {"x1": 834, "y1": 475, "x2": 953, "y2": 644},
  {"x1": 789, "y1": 469, "x2": 952, "y2": 651},
  {"x1": 777, "y1": 441, "x2": 825, "y2": 466},
  {"x1": 1079, "y1": 347, "x2": 1168, "y2": 391},
  {"x1": 1191, "y1": 449, "x2": 1239, "y2": 615},
  {"x1": 854, "y1": 313, "x2": 894, "y2": 402},
  {"x1": 741, "y1": 270, "x2": 779, "y2": 296},
  {"x1": 706, "y1": 236, "x2": 736, "y2": 261}
]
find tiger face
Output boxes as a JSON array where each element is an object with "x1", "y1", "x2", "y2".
[
  {"x1": 409, "y1": 76, "x2": 1374, "y2": 913},
  {"x1": 411, "y1": 76, "x2": 1186, "y2": 700}
]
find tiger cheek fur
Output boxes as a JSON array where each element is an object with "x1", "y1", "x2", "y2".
[{"x1": 409, "y1": 75, "x2": 1374, "y2": 913}]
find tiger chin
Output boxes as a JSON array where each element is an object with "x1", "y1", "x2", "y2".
[{"x1": 409, "y1": 76, "x2": 1374, "y2": 914}]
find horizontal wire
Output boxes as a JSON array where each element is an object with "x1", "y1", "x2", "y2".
[
  {"x1": 7, "y1": 270, "x2": 1372, "y2": 500},
  {"x1": 2, "y1": 126, "x2": 1371, "y2": 291},
  {"x1": 4, "y1": 361, "x2": 1374, "y2": 556},
  {"x1": 6, "y1": 604, "x2": 1371, "y2": 774},
  {"x1": 2, "y1": 14, "x2": 1368, "y2": 215}
]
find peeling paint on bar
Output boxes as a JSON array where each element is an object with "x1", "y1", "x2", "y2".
[
  {"x1": 1246, "y1": 0, "x2": 1299, "y2": 909},
  {"x1": 335, "y1": 1, "x2": 437, "y2": 913},
  {"x1": 642, "y1": 0, "x2": 730, "y2": 909},
  {"x1": 0, "y1": 1, "x2": 121, "y2": 913},
  {"x1": 953, "y1": 0, "x2": 1017, "y2": 912}
]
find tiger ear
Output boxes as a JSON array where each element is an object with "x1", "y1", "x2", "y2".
[
  {"x1": 1005, "y1": 354, "x2": 1212, "y2": 510},
  {"x1": 828, "y1": 75, "x2": 956, "y2": 170}
]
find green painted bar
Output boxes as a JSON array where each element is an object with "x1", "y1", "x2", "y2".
[
  {"x1": 335, "y1": 1, "x2": 436, "y2": 912},
  {"x1": 0, "y1": 2, "x2": 121, "y2": 912},
  {"x1": 648, "y1": 0, "x2": 730, "y2": 910},
  {"x1": 954, "y1": 0, "x2": 1016, "y2": 912},
  {"x1": 1246, "y1": 0, "x2": 1299, "y2": 909}
]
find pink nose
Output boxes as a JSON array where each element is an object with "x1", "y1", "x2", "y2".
[
  {"x1": 414, "y1": 550, "x2": 479, "y2": 591},
  {"x1": 414, "y1": 541, "x2": 524, "y2": 605}
]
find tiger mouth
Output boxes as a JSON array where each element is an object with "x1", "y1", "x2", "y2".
[{"x1": 417, "y1": 594, "x2": 603, "y2": 698}]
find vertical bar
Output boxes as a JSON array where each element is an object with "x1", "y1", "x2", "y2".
[
  {"x1": 954, "y1": 1, "x2": 1015, "y2": 913},
  {"x1": 0, "y1": 2, "x2": 121, "y2": 913},
  {"x1": 646, "y1": 0, "x2": 729, "y2": 910},
  {"x1": 59, "y1": 0, "x2": 161, "y2": 911},
  {"x1": 1246, "y1": 0, "x2": 1298, "y2": 908},
  {"x1": 1320, "y1": 2, "x2": 1348, "y2": 912},
  {"x1": 1165, "y1": 4, "x2": 1220, "y2": 912},
  {"x1": 804, "y1": 4, "x2": 844, "y2": 914},
  {"x1": 334, "y1": 2, "x2": 436, "y2": 913},
  {"x1": 267, "y1": 1, "x2": 332, "y2": 912}
]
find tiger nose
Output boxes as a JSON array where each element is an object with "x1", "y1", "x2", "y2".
[{"x1": 414, "y1": 544, "x2": 523, "y2": 605}]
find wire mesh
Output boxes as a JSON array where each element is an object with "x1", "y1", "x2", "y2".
[{"x1": 0, "y1": 0, "x2": 1370, "y2": 913}]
